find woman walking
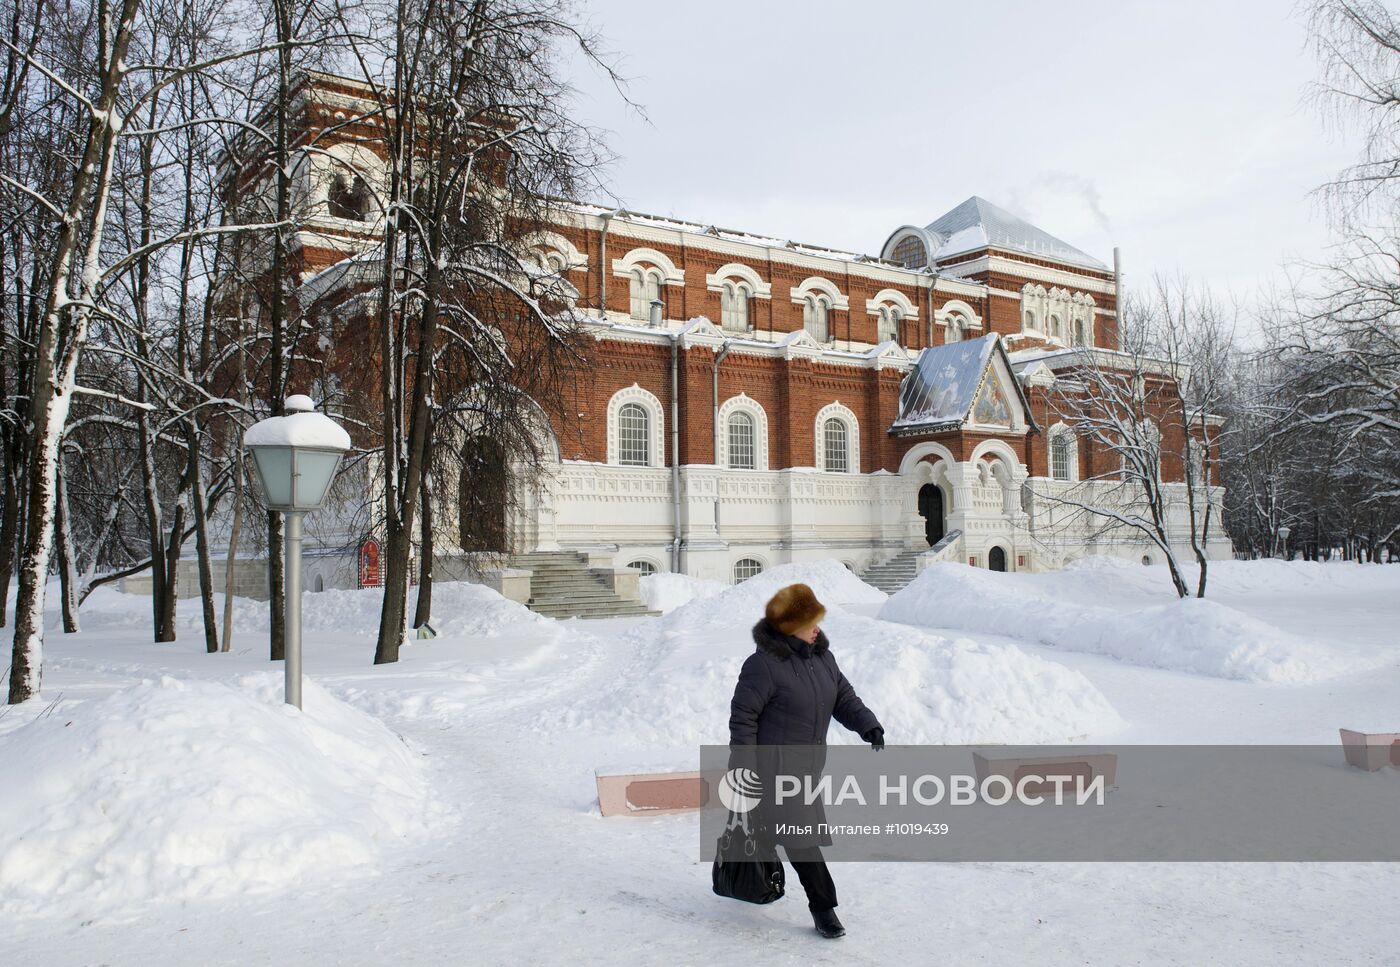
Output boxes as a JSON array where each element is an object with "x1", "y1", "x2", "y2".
[{"x1": 728, "y1": 583, "x2": 885, "y2": 939}]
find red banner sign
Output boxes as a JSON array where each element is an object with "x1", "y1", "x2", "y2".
[{"x1": 359, "y1": 539, "x2": 381, "y2": 588}]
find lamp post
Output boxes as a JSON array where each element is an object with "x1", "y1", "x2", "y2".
[
  {"x1": 1277, "y1": 525, "x2": 1291, "y2": 561},
  {"x1": 245, "y1": 395, "x2": 350, "y2": 708}
]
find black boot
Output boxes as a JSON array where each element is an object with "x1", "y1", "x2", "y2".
[{"x1": 812, "y1": 908, "x2": 845, "y2": 939}]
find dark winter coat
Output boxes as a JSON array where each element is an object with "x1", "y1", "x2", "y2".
[{"x1": 728, "y1": 620, "x2": 882, "y2": 847}]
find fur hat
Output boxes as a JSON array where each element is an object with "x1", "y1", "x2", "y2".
[{"x1": 764, "y1": 583, "x2": 827, "y2": 636}]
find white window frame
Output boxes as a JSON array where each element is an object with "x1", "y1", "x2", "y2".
[
  {"x1": 814, "y1": 401, "x2": 860, "y2": 473},
  {"x1": 866, "y1": 290, "x2": 918, "y2": 346},
  {"x1": 628, "y1": 267, "x2": 663, "y2": 321},
  {"x1": 733, "y1": 557, "x2": 765, "y2": 583},
  {"x1": 606, "y1": 384, "x2": 666, "y2": 468},
  {"x1": 803, "y1": 295, "x2": 830, "y2": 341},
  {"x1": 1042, "y1": 421, "x2": 1079, "y2": 482},
  {"x1": 718, "y1": 394, "x2": 769, "y2": 470},
  {"x1": 720, "y1": 281, "x2": 752, "y2": 332}
]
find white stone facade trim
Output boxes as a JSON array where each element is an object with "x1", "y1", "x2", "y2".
[
  {"x1": 718, "y1": 393, "x2": 770, "y2": 470},
  {"x1": 605, "y1": 384, "x2": 666, "y2": 468},
  {"x1": 611, "y1": 246, "x2": 685, "y2": 286},
  {"x1": 814, "y1": 401, "x2": 860, "y2": 473}
]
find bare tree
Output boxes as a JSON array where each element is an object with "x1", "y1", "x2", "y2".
[
  {"x1": 1036, "y1": 280, "x2": 1228, "y2": 598},
  {"x1": 328, "y1": 0, "x2": 613, "y2": 664}
]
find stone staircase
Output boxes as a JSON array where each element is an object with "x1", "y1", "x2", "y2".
[
  {"x1": 509, "y1": 551, "x2": 659, "y2": 619},
  {"x1": 861, "y1": 530, "x2": 965, "y2": 595},
  {"x1": 860, "y1": 549, "x2": 923, "y2": 594}
]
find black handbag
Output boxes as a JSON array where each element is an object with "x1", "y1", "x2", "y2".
[{"x1": 711, "y1": 811, "x2": 785, "y2": 904}]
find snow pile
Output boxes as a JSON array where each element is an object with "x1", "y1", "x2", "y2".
[
  {"x1": 880, "y1": 563, "x2": 1360, "y2": 683},
  {"x1": 550, "y1": 560, "x2": 1120, "y2": 750},
  {"x1": 161, "y1": 580, "x2": 544, "y2": 639},
  {"x1": 639, "y1": 572, "x2": 726, "y2": 613},
  {"x1": 649, "y1": 559, "x2": 885, "y2": 636},
  {"x1": 0, "y1": 674, "x2": 434, "y2": 916}
]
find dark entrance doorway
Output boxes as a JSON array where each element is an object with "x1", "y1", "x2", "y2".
[
  {"x1": 918, "y1": 483, "x2": 945, "y2": 546},
  {"x1": 459, "y1": 438, "x2": 509, "y2": 552},
  {"x1": 989, "y1": 546, "x2": 1007, "y2": 572}
]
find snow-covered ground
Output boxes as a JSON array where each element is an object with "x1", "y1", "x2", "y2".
[{"x1": 3, "y1": 559, "x2": 1400, "y2": 965}]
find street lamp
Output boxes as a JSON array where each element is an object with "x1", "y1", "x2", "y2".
[
  {"x1": 245, "y1": 395, "x2": 350, "y2": 708},
  {"x1": 1277, "y1": 525, "x2": 1291, "y2": 561}
]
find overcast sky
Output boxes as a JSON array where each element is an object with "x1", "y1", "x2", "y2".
[{"x1": 563, "y1": 0, "x2": 1358, "y2": 302}]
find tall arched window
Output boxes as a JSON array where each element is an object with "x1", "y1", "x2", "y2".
[
  {"x1": 721, "y1": 282, "x2": 751, "y2": 332},
  {"x1": 1049, "y1": 314, "x2": 1063, "y2": 341},
  {"x1": 804, "y1": 296, "x2": 830, "y2": 341},
  {"x1": 1051, "y1": 433, "x2": 1072, "y2": 481},
  {"x1": 823, "y1": 418, "x2": 850, "y2": 473},
  {"x1": 945, "y1": 315, "x2": 964, "y2": 344},
  {"x1": 727, "y1": 412, "x2": 755, "y2": 469},
  {"x1": 629, "y1": 268, "x2": 662, "y2": 321},
  {"x1": 877, "y1": 305, "x2": 901, "y2": 344},
  {"x1": 1073, "y1": 318, "x2": 1087, "y2": 346},
  {"x1": 617, "y1": 403, "x2": 650, "y2": 465},
  {"x1": 1023, "y1": 309, "x2": 1036, "y2": 331}
]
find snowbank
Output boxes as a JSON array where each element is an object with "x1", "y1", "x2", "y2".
[
  {"x1": 0, "y1": 675, "x2": 435, "y2": 917},
  {"x1": 550, "y1": 560, "x2": 1120, "y2": 750},
  {"x1": 638, "y1": 572, "x2": 725, "y2": 613},
  {"x1": 648, "y1": 559, "x2": 885, "y2": 636},
  {"x1": 197, "y1": 581, "x2": 546, "y2": 638},
  {"x1": 880, "y1": 563, "x2": 1367, "y2": 684}
]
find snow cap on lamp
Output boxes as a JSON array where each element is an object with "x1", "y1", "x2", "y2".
[{"x1": 245, "y1": 396, "x2": 350, "y2": 512}]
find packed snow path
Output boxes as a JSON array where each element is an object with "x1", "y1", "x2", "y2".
[{"x1": 4, "y1": 560, "x2": 1400, "y2": 965}]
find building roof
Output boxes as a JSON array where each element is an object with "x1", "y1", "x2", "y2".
[
  {"x1": 924, "y1": 196, "x2": 1108, "y2": 271},
  {"x1": 892, "y1": 333, "x2": 1039, "y2": 434}
]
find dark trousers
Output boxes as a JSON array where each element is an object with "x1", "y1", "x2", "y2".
[{"x1": 783, "y1": 846, "x2": 837, "y2": 911}]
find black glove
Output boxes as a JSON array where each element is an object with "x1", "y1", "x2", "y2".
[{"x1": 861, "y1": 727, "x2": 885, "y2": 751}]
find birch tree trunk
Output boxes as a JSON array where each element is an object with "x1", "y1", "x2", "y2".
[{"x1": 9, "y1": 0, "x2": 142, "y2": 704}]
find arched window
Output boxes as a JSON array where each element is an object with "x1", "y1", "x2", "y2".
[
  {"x1": 1073, "y1": 318, "x2": 1087, "y2": 346},
  {"x1": 1051, "y1": 433, "x2": 1072, "y2": 481},
  {"x1": 877, "y1": 305, "x2": 901, "y2": 344},
  {"x1": 627, "y1": 560, "x2": 658, "y2": 576},
  {"x1": 945, "y1": 315, "x2": 964, "y2": 344},
  {"x1": 804, "y1": 295, "x2": 830, "y2": 341},
  {"x1": 328, "y1": 173, "x2": 373, "y2": 221},
  {"x1": 1023, "y1": 309, "x2": 1036, "y2": 331},
  {"x1": 721, "y1": 282, "x2": 751, "y2": 332},
  {"x1": 727, "y1": 412, "x2": 756, "y2": 469},
  {"x1": 733, "y1": 558, "x2": 764, "y2": 583},
  {"x1": 629, "y1": 268, "x2": 663, "y2": 321},
  {"x1": 617, "y1": 403, "x2": 650, "y2": 466},
  {"x1": 892, "y1": 235, "x2": 928, "y2": 269},
  {"x1": 823, "y1": 418, "x2": 850, "y2": 473},
  {"x1": 1049, "y1": 314, "x2": 1063, "y2": 341}
]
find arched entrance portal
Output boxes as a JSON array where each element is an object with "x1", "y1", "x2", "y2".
[
  {"x1": 918, "y1": 483, "x2": 945, "y2": 546},
  {"x1": 989, "y1": 546, "x2": 1008, "y2": 572},
  {"x1": 459, "y1": 438, "x2": 509, "y2": 552}
]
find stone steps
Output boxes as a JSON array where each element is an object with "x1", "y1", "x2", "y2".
[
  {"x1": 860, "y1": 550, "x2": 924, "y2": 595},
  {"x1": 509, "y1": 551, "x2": 660, "y2": 619}
]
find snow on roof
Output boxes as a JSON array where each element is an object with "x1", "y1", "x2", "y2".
[
  {"x1": 893, "y1": 334, "x2": 999, "y2": 430},
  {"x1": 923, "y1": 196, "x2": 1108, "y2": 271},
  {"x1": 558, "y1": 200, "x2": 898, "y2": 267}
]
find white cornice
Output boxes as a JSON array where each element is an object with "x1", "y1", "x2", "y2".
[
  {"x1": 583, "y1": 319, "x2": 916, "y2": 372},
  {"x1": 939, "y1": 255, "x2": 1116, "y2": 296},
  {"x1": 557, "y1": 207, "x2": 993, "y2": 298}
]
